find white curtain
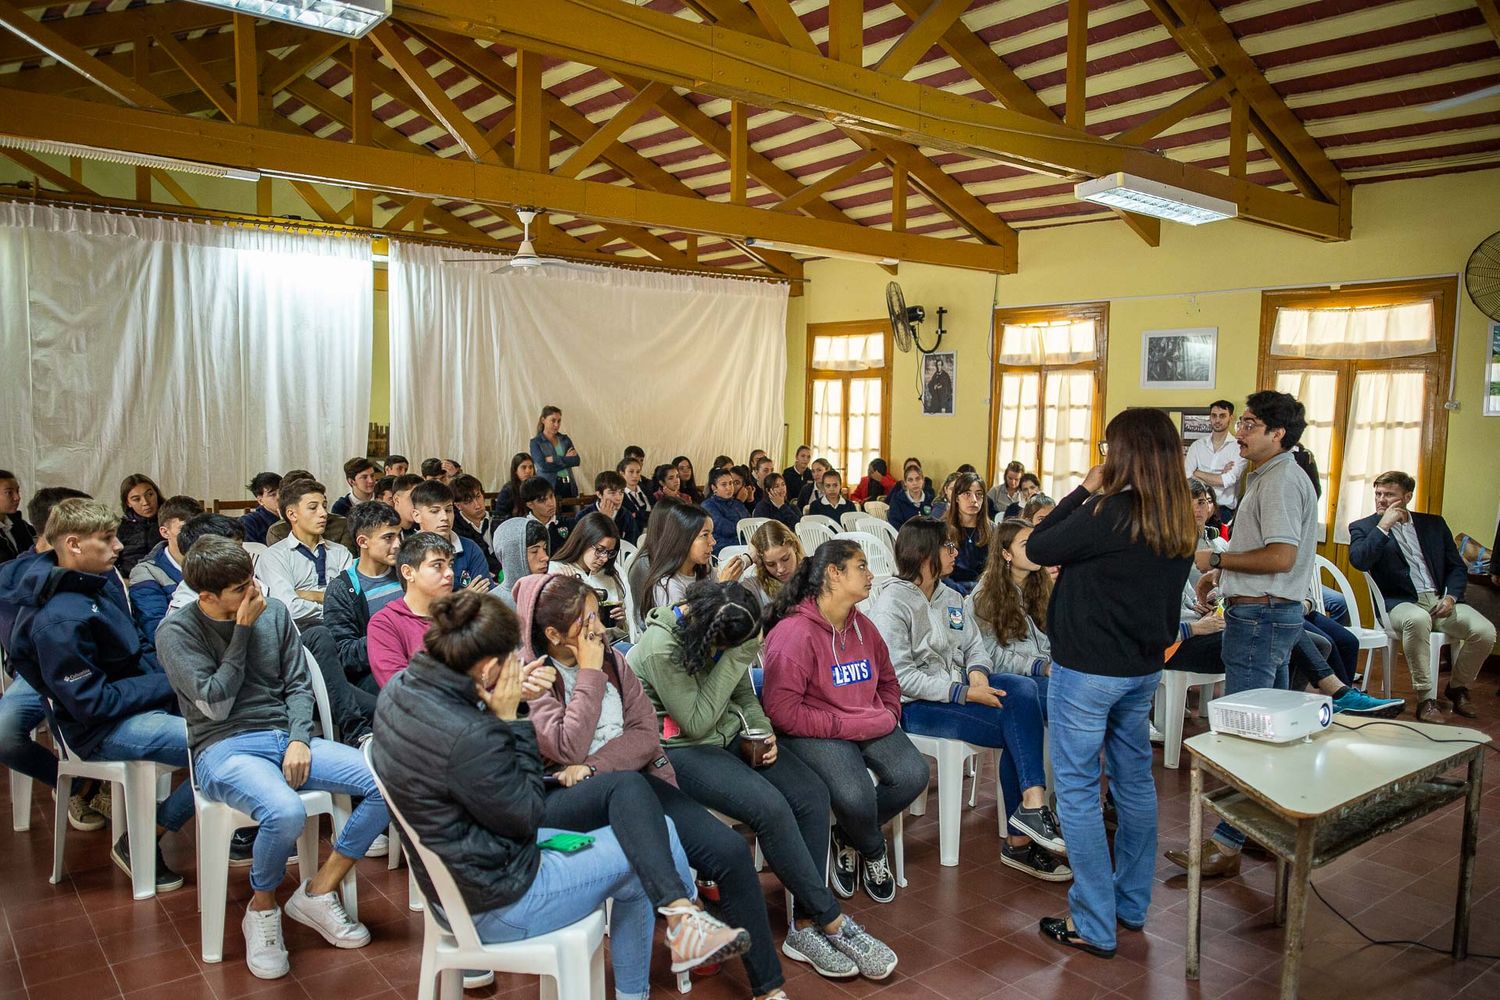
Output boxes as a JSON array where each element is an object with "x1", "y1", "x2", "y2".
[
  {"x1": 387, "y1": 242, "x2": 789, "y2": 489},
  {"x1": 998, "y1": 319, "x2": 1099, "y2": 365},
  {"x1": 1332, "y1": 370, "x2": 1427, "y2": 544},
  {"x1": 0, "y1": 204, "x2": 372, "y2": 504},
  {"x1": 1275, "y1": 369, "x2": 1338, "y2": 540},
  {"x1": 1040, "y1": 371, "x2": 1096, "y2": 499},
  {"x1": 1271, "y1": 302, "x2": 1436, "y2": 359}
]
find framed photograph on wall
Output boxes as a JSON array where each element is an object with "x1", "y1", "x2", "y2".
[
  {"x1": 1180, "y1": 407, "x2": 1213, "y2": 442},
  {"x1": 1142, "y1": 327, "x2": 1217, "y2": 389},
  {"x1": 922, "y1": 351, "x2": 956, "y2": 416},
  {"x1": 1486, "y1": 321, "x2": 1500, "y2": 416}
]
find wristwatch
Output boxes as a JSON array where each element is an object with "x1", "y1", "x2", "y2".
[{"x1": 1208, "y1": 551, "x2": 1222, "y2": 570}]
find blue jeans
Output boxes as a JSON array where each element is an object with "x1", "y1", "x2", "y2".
[
  {"x1": 1320, "y1": 586, "x2": 1349, "y2": 626},
  {"x1": 0, "y1": 673, "x2": 58, "y2": 786},
  {"x1": 94, "y1": 710, "x2": 193, "y2": 832},
  {"x1": 901, "y1": 672, "x2": 1048, "y2": 816},
  {"x1": 196, "y1": 730, "x2": 388, "y2": 892},
  {"x1": 1305, "y1": 612, "x2": 1358, "y2": 686},
  {"x1": 1048, "y1": 664, "x2": 1159, "y2": 950},
  {"x1": 1212, "y1": 601, "x2": 1303, "y2": 852},
  {"x1": 472, "y1": 825, "x2": 692, "y2": 1000}
]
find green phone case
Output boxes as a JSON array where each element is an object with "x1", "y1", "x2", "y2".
[{"x1": 538, "y1": 832, "x2": 596, "y2": 853}]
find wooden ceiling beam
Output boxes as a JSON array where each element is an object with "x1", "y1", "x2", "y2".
[
  {"x1": 1113, "y1": 76, "x2": 1231, "y2": 146},
  {"x1": 826, "y1": 0, "x2": 863, "y2": 66},
  {"x1": 290, "y1": 180, "x2": 346, "y2": 224},
  {"x1": 512, "y1": 47, "x2": 549, "y2": 171},
  {"x1": 370, "y1": 23, "x2": 501, "y2": 164},
  {"x1": 0, "y1": 0, "x2": 172, "y2": 110},
  {"x1": 745, "y1": 0, "x2": 818, "y2": 54},
  {"x1": 874, "y1": 0, "x2": 971, "y2": 80},
  {"x1": 772, "y1": 149, "x2": 883, "y2": 213},
  {"x1": 1, "y1": 147, "x2": 92, "y2": 193},
  {"x1": 0, "y1": 3, "x2": 232, "y2": 64},
  {"x1": 1064, "y1": 0, "x2": 1087, "y2": 128},
  {"x1": 0, "y1": 85, "x2": 1013, "y2": 271},
  {"x1": 263, "y1": 34, "x2": 347, "y2": 96},
  {"x1": 232, "y1": 14, "x2": 259, "y2": 126},
  {"x1": 1480, "y1": 0, "x2": 1500, "y2": 42},
  {"x1": 554, "y1": 80, "x2": 668, "y2": 179},
  {"x1": 151, "y1": 29, "x2": 236, "y2": 119}
]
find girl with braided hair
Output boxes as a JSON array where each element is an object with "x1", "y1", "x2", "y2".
[
  {"x1": 627, "y1": 580, "x2": 899, "y2": 983},
  {"x1": 761, "y1": 540, "x2": 927, "y2": 905}
]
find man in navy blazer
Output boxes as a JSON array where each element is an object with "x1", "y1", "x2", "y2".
[{"x1": 1348, "y1": 470, "x2": 1495, "y2": 722}]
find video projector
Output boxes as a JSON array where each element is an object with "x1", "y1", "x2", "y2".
[{"x1": 1207, "y1": 689, "x2": 1333, "y2": 745}]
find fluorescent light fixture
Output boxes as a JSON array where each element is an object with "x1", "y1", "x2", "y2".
[
  {"x1": 0, "y1": 135, "x2": 262, "y2": 182},
  {"x1": 745, "y1": 237, "x2": 899, "y2": 267},
  {"x1": 182, "y1": 0, "x2": 390, "y2": 38},
  {"x1": 1074, "y1": 171, "x2": 1237, "y2": 225}
]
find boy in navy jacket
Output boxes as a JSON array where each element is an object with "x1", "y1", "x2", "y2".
[
  {"x1": 701, "y1": 467, "x2": 750, "y2": 556},
  {"x1": 409, "y1": 480, "x2": 494, "y2": 591},
  {"x1": 5, "y1": 498, "x2": 192, "y2": 890},
  {"x1": 127, "y1": 494, "x2": 204, "y2": 644}
]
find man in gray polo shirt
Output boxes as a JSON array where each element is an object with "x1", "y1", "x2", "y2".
[{"x1": 1164, "y1": 390, "x2": 1317, "y2": 878}]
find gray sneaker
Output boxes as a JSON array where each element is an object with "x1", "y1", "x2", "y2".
[
  {"x1": 825, "y1": 916, "x2": 897, "y2": 980},
  {"x1": 781, "y1": 924, "x2": 857, "y2": 979}
]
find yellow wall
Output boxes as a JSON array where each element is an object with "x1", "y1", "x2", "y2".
[{"x1": 787, "y1": 168, "x2": 1500, "y2": 539}]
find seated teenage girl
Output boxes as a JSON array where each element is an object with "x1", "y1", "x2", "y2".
[
  {"x1": 514, "y1": 575, "x2": 764, "y2": 990},
  {"x1": 942, "y1": 472, "x2": 991, "y2": 596},
  {"x1": 672, "y1": 456, "x2": 703, "y2": 504},
  {"x1": 370, "y1": 590, "x2": 727, "y2": 1000},
  {"x1": 886, "y1": 465, "x2": 934, "y2": 529},
  {"x1": 741, "y1": 521, "x2": 803, "y2": 613},
  {"x1": 761, "y1": 540, "x2": 926, "y2": 905},
  {"x1": 627, "y1": 580, "x2": 899, "y2": 982},
  {"x1": 870, "y1": 517, "x2": 1069, "y2": 882},
  {"x1": 549, "y1": 512, "x2": 632, "y2": 644},
  {"x1": 492, "y1": 453, "x2": 535, "y2": 522},
  {"x1": 654, "y1": 464, "x2": 686, "y2": 505},
  {"x1": 752, "y1": 473, "x2": 801, "y2": 529},
  {"x1": 968, "y1": 519, "x2": 1055, "y2": 705}
]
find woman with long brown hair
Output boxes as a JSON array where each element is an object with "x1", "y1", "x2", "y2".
[
  {"x1": 942, "y1": 471, "x2": 990, "y2": 595},
  {"x1": 1026, "y1": 408, "x2": 1195, "y2": 960},
  {"x1": 529, "y1": 405, "x2": 581, "y2": 500},
  {"x1": 968, "y1": 518, "x2": 1054, "y2": 703}
]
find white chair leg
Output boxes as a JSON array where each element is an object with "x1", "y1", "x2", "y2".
[
  {"x1": 110, "y1": 779, "x2": 126, "y2": 845},
  {"x1": 50, "y1": 772, "x2": 69, "y2": 884},
  {"x1": 935, "y1": 743, "x2": 966, "y2": 867},
  {"x1": 10, "y1": 769, "x2": 32, "y2": 831},
  {"x1": 1383, "y1": 641, "x2": 1394, "y2": 699},
  {"x1": 416, "y1": 929, "x2": 439, "y2": 1000},
  {"x1": 198, "y1": 811, "x2": 234, "y2": 963},
  {"x1": 387, "y1": 822, "x2": 402, "y2": 871},
  {"x1": 437, "y1": 967, "x2": 463, "y2": 1000},
  {"x1": 891, "y1": 811, "x2": 907, "y2": 888},
  {"x1": 296, "y1": 815, "x2": 320, "y2": 887},
  {"x1": 589, "y1": 934, "x2": 606, "y2": 1000},
  {"x1": 675, "y1": 972, "x2": 691, "y2": 994},
  {"x1": 125, "y1": 763, "x2": 160, "y2": 900},
  {"x1": 408, "y1": 862, "x2": 424, "y2": 912},
  {"x1": 1162, "y1": 671, "x2": 1190, "y2": 769},
  {"x1": 909, "y1": 786, "x2": 929, "y2": 817}
]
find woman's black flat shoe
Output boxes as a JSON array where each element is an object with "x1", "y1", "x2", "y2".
[
  {"x1": 1118, "y1": 916, "x2": 1145, "y2": 932},
  {"x1": 1039, "y1": 916, "x2": 1115, "y2": 959}
]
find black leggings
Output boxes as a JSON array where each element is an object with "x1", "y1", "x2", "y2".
[
  {"x1": 541, "y1": 770, "x2": 691, "y2": 909},
  {"x1": 668, "y1": 741, "x2": 841, "y2": 927}
]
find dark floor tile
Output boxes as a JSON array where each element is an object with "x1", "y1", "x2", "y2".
[
  {"x1": 295, "y1": 960, "x2": 390, "y2": 998},
  {"x1": 109, "y1": 945, "x2": 202, "y2": 993},
  {"x1": 16, "y1": 941, "x2": 109, "y2": 987}
]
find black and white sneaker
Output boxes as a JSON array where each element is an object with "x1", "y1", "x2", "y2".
[
  {"x1": 229, "y1": 828, "x2": 257, "y2": 867},
  {"x1": 861, "y1": 851, "x2": 896, "y2": 904},
  {"x1": 1009, "y1": 805, "x2": 1066, "y2": 855},
  {"x1": 829, "y1": 828, "x2": 857, "y2": 899},
  {"x1": 111, "y1": 835, "x2": 186, "y2": 892},
  {"x1": 1000, "y1": 842, "x2": 1072, "y2": 883}
]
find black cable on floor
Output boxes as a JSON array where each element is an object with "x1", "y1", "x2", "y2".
[{"x1": 1308, "y1": 881, "x2": 1500, "y2": 961}]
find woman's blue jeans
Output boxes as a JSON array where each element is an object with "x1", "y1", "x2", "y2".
[{"x1": 1047, "y1": 664, "x2": 1160, "y2": 950}]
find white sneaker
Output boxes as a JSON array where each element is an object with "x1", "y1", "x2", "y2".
[
  {"x1": 462, "y1": 970, "x2": 496, "y2": 989},
  {"x1": 284, "y1": 881, "x2": 371, "y2": 949},
  {"x1": 365, "y1": 834, "x2": 389, "y2": 859},
  {"x1": 1148, "y1": 722, "x2": 1165, "y2": 744},
  {"x1": 242, "y1": 906, "x2": 289, "y2": 980}
]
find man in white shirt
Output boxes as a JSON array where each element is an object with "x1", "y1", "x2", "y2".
[
  {"x1": 1184, "y1": 400, "x2": 1247, "y2": 524},
  {"x1": 255, "y1": 479, "x2": 353, "y2": 630}
]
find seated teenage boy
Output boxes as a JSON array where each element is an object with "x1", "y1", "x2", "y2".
[
  {"x1": 409, "y1": 480, "x2": 493, "y2": 590},
  {"x1": 701, "y1": 467, "x2": 749, "y2": 556},
  {"x1": 809, "y1": 470, "x2": 858, "y2": 522},
  {"x1": 0, "y1": 486, "x2": 103, "y2": 830},
  {"x1": 158, "y1": 536, "x2": 387, "y2": 980},
  {"x1": 0, "y1": 469, "x2": 34, "y2": 563},
  {"x1": 241, "y1": 473, "x2": 283, "y2": 546},
  {"x1": 383, "y1": 455, "x2": 409, "y2": 477},
  {"x1": 256, "y1": 479, "x2": 353, "y2": 631},
  {"x1": 367, "y1": 532, "x2": 455, "y2": 687},
  {"x1": 266, "y1": 470, "x2": 356, "y2": 555},
  {"x1": 618, "y1": 457, "x2": 652, "y2": 544},
  {"x1": 491, "y1": 517, "x2": 550, "y2": 610},
  {"x1": 577, "y1": 470, "x2": 632, "y2": 540},
  {"x1": 128, "y1": 494, "x2": 205, "y2": 643},
  {"x1": 7, "y1": 498, "x2": 193, "y2": 890},
  {"x1": 331, "y1": 457, "x2": 379, "y2": 518},
  {"x1": 324, "y1": 501, "x2": 404, "y2": 695},
  {"x1": 449, "y1": 474, "x2": 501, "y2": 578},
  {"x1": 520, "y1": 477, "x2": 572, "y2": 554},
  {"x1": 389, "y1": 473, "x2": 424, "y2": 535}
]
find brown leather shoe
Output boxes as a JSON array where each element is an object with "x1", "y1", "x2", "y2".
[
  {"x1": 1163, "y1": 842, "x2": 1242, "y2": 878},
  {"x1": 1445, "y1": 686, "x2": 1477, "y2": 719},
  {"x1": 1415, "y1": 698, "x2": 1446, "y2": 724}
]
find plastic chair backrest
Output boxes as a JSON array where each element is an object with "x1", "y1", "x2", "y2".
[
  {"x1": 801, "y1": 514, "x2": 839, "y2": 534},
  {"x1": 1315, "y1": 555, "x2": 1365, "y2": 630},
  {"x1": 1362, "y1": 571, "x2": 1395, "y2": 633},
  {"x1": 242, "y1": 541, "x2": 268, "y2": 557},
  {"x1": 717, "y1": 545, "x2": 750, "y2": 569},
  {"x1": 833, "y1": 530, "x2": 897, "y2": 577},
  {"x1": 736, "y1": 517, "x2": 770, "y2": 545},
  {"x1": 839, "y1": 511, "x2": 866, "y2": 532},
  {"x1": 862, "y1": 501, "x2": 890, "y2": 522},
  {"x1": 301, "y1": 648, "x2": 338, "y2": 743},
  {"x1": 856, "y1": 517, "x2": 898, "y2": 548},
  {"x1": 616, "y1": 539, "x2": 639, "y2": 577},
  {"x1": 364, "y1": 742, "x2": 485, "y2": 951},
  {"x1": 796, "y1": 519, "x2": 835, "y2": 555}
]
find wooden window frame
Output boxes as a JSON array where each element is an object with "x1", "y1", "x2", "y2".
[
  {"x1": 1257, "y1": 276, "x2": 1456, "y2": 551},
  {"x1": 987, "y1": 302, "x2": 1109, "y2": 488},
  {"x1": 804, "y1": 319, "x2": 893, "y2": 479}
]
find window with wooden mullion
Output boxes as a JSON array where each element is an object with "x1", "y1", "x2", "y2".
[{"x1": 806, "y1": 321, "x2": 892, "y2": 483}]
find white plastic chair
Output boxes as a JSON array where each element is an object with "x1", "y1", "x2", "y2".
[
  {"x1": 1363, "y1": 571, "x2": 1451, "y2": 700},
  {"x1": 365, "y1": 743, "x2": 607, "y2": 1000},
  {"x1": 796, "y1": 519, "x2": 835, "y2": 555},
  {"x1": 242, "y1": 541, "x2": 268, "y2": 557},
  {"x1": 735, "y1": 517, "x2": 770, "y2": 546},
  {"x1": 862, "y1": 501, "x2": 890, "y2": 522},
  {"x1": 832, "y1": 531, "x2": 897, "y2": 578},
  {"x1": 855, "y1": 516, "x2": 898, "y2": 551},
  {"x1": 801, "y1": 514, "x2": 840, "y2": 535},
  {"x1": 1154, "y1": 668, "x2": 1224, "y2": 769},
  {"x1": 715, "y1": 545, "x2": 750, "y2": 571},
  {"x1": 839, "y1": 511, "x2": 866, "y2": 532},
  {"x1": 193, "y1": 650, "x2": 357, "y2": 963},
  {"x1": 904, "y1": 734, "x2": 1002, "y2": 867},
  {"x1": 0, "y1": 659, "x2": 40, "y2": 832},
  {"x1": 616, "y1": 540, "x2": 639, "y2": 578},
  {"x1": 1315, "y1": 556, "x2": 1394, "y2": 696},
  {"x1": 49, "y1": 705, "x2": 179, "y2": 900}
]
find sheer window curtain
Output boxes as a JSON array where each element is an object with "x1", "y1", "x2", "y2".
[
  {"x1": 0, "y1": 204, "x2": 372, "y2": 504},
  {"x1": 387, "y1": 242, "x2": 788, "y2": 487}
]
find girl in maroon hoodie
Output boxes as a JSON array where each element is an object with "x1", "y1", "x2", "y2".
[
  {"x1": 518, "y1": 574, "x2": 787, "y2": 999},
  {"x1": 761, "y1": 540, "x2": 927, "y2": 905}
]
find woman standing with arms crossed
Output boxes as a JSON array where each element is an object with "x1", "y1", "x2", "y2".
[
  {"x1": 530, "y1": 406, "x2": 582, "y2": 501},
  {"x1": 1026, "y1": 408, "x2": 1195, "y2": 959}
]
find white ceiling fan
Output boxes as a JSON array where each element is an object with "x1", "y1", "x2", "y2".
[
  {"x1": 443, "y1": 208, "x2": 597, "y2": 274},
  {"x1": 1420, "y1": 81, "x2": 1500, "y2": 114}
]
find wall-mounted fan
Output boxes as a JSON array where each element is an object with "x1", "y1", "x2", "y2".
[
  {"x1": 1465, "y1": 231, "x2": 1500, "y2": 322},
  {"x1": 443, "y1": 208, "x2": 595, "y2": 274},
  {"x1": 886, "y1": 281, "x2": 946, "y2": 354}
]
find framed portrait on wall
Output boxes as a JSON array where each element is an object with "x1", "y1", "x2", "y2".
[
  {"x1": 1180, "y1": 407, "x2": 1213, "y2": 442},
  {"x1": 1487, "y1": 321, "x2": 1500, "y2": 416},
  {"x1": 1142, "y1": 327, "x2": 1217, "y2": 389},
  {"x1": 922, "y1": 351, "x2": 955, "y2": 416}
]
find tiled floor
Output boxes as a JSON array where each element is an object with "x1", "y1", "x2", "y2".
[{"x1": 2, "y1": 668, "x2": 1498, "y2": 1000}]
